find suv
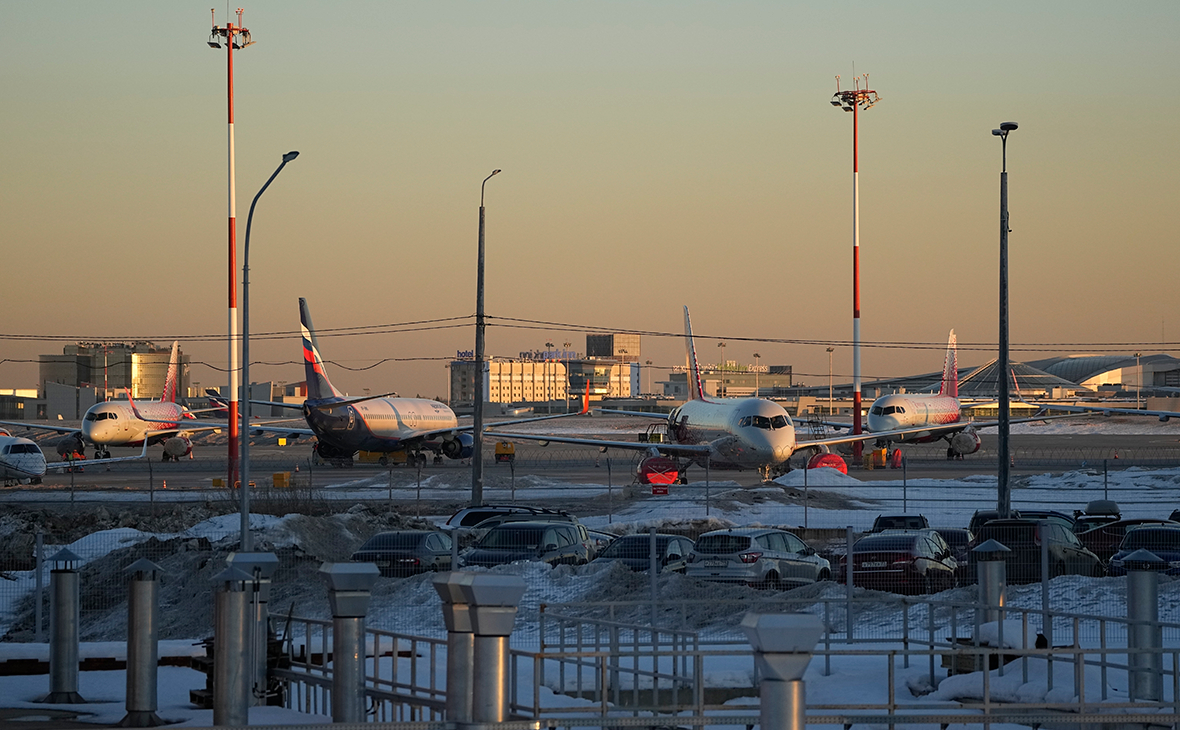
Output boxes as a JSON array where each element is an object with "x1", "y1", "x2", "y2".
[
  {"x1": 968, "y1": 509, "x2": 1022, "y2": 535},
  {"x1": 869, "y1": 514, "x2": 930, "y2": 533},
  {"x1": 686, "y1": 527, "x2": 830, "y2": 589},
  {"x1": 969, "y1": 519, "x2": 1103, "y2": 584},
  {"x1": 1072, "y1": 500, "x2": 1121, "y2": 534},
  {"x1": 444, "y1": 505, "x2": 572, "y2": 529},
  {"x1": 461, "y1": 521, "x2": 592, "y2": 568}
]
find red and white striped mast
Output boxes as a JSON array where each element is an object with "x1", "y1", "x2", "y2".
[
  {"x1": 831, "y1": 73, "x2": 880, "y2": 460},
  {"x1": 208, "y1": 9, "x2": 254, "y2": 490}
]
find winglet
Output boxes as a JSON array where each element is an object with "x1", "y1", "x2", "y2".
[
  {"x1": 125, "y1": 388, "x2": 148, "y2": 421},
  {"x1": 580, "y1": 381, "x2": 590, "y2": 414}
]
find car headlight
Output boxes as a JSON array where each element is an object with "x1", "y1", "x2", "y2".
[{"x1": 1169, "y1": 560, "x2": 1180, "y2": 568}]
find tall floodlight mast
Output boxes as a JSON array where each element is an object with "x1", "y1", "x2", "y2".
[
  {"x1": 830, "y1": 73, "x2": 880, "y2": 461},
  {"x1": 206, "y1": 8, "x2": 255, "y2": 493}
]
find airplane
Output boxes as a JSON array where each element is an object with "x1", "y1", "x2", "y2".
[
  {"x1": 485, "y1": 306, "x2": 964, "y2": 482},
  {"x1": 0, "y1": 429, "x2": 47, "y2": 485},
  {"x1": 246, "y1": 298, "x2": 590, "y2": 467},
  {"x1": 860, "y1": 330, "x2": 1093, "y2": 459},
  {"x1": 0, "y1": 342, "x2": 237, "y2": 462}
]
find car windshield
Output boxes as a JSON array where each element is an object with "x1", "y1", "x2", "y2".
[
  {"x1": 695, "y1": 535, "x2": 753, "y2": 554},
  {"x1": 360, "y1": 533, "x2": 424, "y2": 550},
  {"x1": 854, "y1": 536, "x2": 916, "y2": 552},
  {"x1": 600, "y1": 537, "x2": 668, "y2": 559},
  {"x1": 976, "y1": 525, "x2": 1036, "y2": 546},
  {"x1": 1121, "y1": 528, "x2": 1180, "y2": 551},
  {"x1": 478, "y1": 527, "x2": 543, "y2": 549},
  {"x1": 936, "y1": 530, "x2": 969, "y2": 547}
]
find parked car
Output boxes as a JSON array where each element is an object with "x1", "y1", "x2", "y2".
[
  {"x1": 869, "y1": 514, "x2": 930, "y2": 533},
  {"x1": 1076, "y1": 518, "x2": 1180, "y2": 563},
  {"x1": 470, "y1": 511, "x2": 581, "y2": 530},
  {"x1": 932, "y1": 527, "x2": 974, "y2": 584},
  {"x1": 461, "y1": 521, "x2": 592, "y2": 568},
  {"x1": 969, "y1": 519, "x2": 1103, "y2": 583},
  {"x1": 1072, "y1": 499, "x2": 1121, "y2": 534},
  {"x1": 586, "y1": 529, "x2": 618, "y2": 558},
  {"x1": 686, "y1": 527, "x2": 830, "y2": 589},
  {"x1": 840, "y1": 530, "x2": 957, "y2": 594},
  {"x1": 444, "y1": 504, "x2": 572, "y2": 529},
  {"x1": 1018, "y1": 510, "x2": 1076, "y2": 531},
  {"x1": 591, "y1": 534, "x2": 695, "y2": 573},
  {"x1": 1108, "y1": 526, "x2": 1180, "y2": 576},
  {"x1": 968, "y1": 509, "x2": 1022, "y2": 535},
  {"x1": 350, "y1": 531, "x2": 453, "y2": 577}
]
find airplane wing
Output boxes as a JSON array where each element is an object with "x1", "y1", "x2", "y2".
[
  {"x1": 1022, "y1": 402, "x2": 1180, "y2": 422},
  {"x1": 140, "y1": 418, "x2": 305, "y2": 440},
  {"x1": 796, "y1": 411, "x2": 1095, "y2": 451},
  {"x1": 0, "y1": 420, "x2": 80, "y2": 436},
  {"x1": 598, "y1": 409, "x2": 672, "y2": 420},
  {"x1": 482, "y1": 430, "x2": 713, "y2": 456},
  {"x1": 53, "y1": 442, "x2": 151, "y2": 467},
  {"x1": 239, "y1": 423, "x2": 318, "y2": 437}
]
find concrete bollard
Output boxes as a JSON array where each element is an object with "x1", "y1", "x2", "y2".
[
  {"x1": 117, "y1": 559, "x2": 164, "y2": 727},
  {"x1": 456, "y1": 573, "x2": 527, "y2": 723},
  {"x1": 320, "y1": 562, "x2": 380, "y2": 724},
  {"x1": 432, "y1": 572, "x2": 476, "y2": 722},
  {"x1": 973, "y1": 539, "x2": 1010, "y2": 626},
  {"x1": 40, "y1": 549, "x2": 85, "y2": 704},
  {"x1": 742, "y1": 612, "x2": 825, "y2": 730},
  {"x1": 1124, "y1": 549, "x2": 1166, "y2": 701},
  {"x1": 227, "y1": 551, "x2": 279, "y2": 706},
  {"x1": 212, "y1": 566, "x2": 252, "y2": 728}
]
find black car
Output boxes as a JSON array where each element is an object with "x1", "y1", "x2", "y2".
[
  {"x1": 1072, "y1": 499, "x2": 1121, "y2": 534},
  {"x1": 1108, "y1": 526, "x2": 1180, "y2": 577},
  {"x1": 461, "y1": 522, "x2": 592, "y2": 568},
  {"x1": 933, "y1": 527, "x2": 974, "y2": 583},
  {"x1": 590, "y1": 534, "x2": 695, "y2": 573},
  {"x1": 970, "y1": 519, "x2": 1103, "y2": 583},
  {"x1": 869, "y1": 514, "x2": 930, "y2": 533},
  {"x1": 1018, "y1": 510, "x2": 1076, "y2": 531},
  {"x1": 444, "y1": 504, "x2": 573, "y2": 529},
  {"x1": 840, "y1": 530, "x2": 957, "y2": 594},
  {"x1": 968, "y1": 509, "x2": 1022, "y2": 535},
  {"x1": 350, "y1": 531, "x2": 453, "y2": 577},
  {"x1": 1076, "y1": 518, "x2": 1180, "y2": 562}
]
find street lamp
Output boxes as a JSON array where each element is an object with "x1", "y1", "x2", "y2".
[
  {"x1": 717, "y1": 342, "x2": 727, "y2": 397},
  {"x1": 207, "y1": 7, "x2": 255, "y2": 496},
  {"x1": 826, "y1": 347, "x2": 835, "y2": 415},
  {"x1": 618, "y1": 349, "x2": 628, "y2": 397},
  {"x1": 645, "y1": 360, "x2": 653, "y2": 396},
  {"x1": 992, "y1": 120, "x2": 1018, "y2": 518},
  {"x1": 240, "y1": 150, "x2": 299, "y2": 552},
  {"x1": 1135, "y1": 352, "x2": 1143, "y2": 410},
  {"x1": 563, "y1": 341, "x2": 572, "y2": 412},
  {"x1": 471, "y1": 169, "x2": 501, "y2": 507},
  {"x1": 545, "y1": 341, "x2": 555, "y2": 411},
  {"x1": 753, "y1": 353, "x2": 761, "y2": 397},
  {"x1": 830, "y1": 73, "x2": 880, "y2": 460}
]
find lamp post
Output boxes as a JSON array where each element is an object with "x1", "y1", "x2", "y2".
[
  {"x1": 992, "y1": 120, "x2": 1018, "y2": 518},
  {"x1": 471, "y1": 169, "x2": 501, "y2": 508},
  {"x1": 563, "y1": 341, "x2": 572, "y2": 411},
  {"x1": 206, "y1": 8, "x2": 255, "y2": 494},
  {"x1": 618, "y1": 349, "x2": 628, "y2": 397},
  {"x1": 752, "y1": 353, "x2": 761, "y2": 397},
  {"x1": 240, "y1": 150, "x2": 298, "y2": 552},
  {"x1": 1135, "y1": 352, "x2": 1142, "y2": 410},
  {"x1": 830, "y1": 73, "x2": 880, "y2": 460},
  {"x1": 716, "y1": 342, "x2": 726, "y2": 397},
  {"x1": 545, "y1": 342, "x2": 555, "y2": 411},
  {"x1": 826, "y1": 347, "x2": 835, "y2": 416},
  {"x1": 645, "y1": 360, "x2": 653, "y2": 396}
]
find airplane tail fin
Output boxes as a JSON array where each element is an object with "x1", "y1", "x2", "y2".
[
  {"x1": 683, "y1": 306, "x2": 706, "y2": 401},
  {"x1": 160, "y1": 341, "x2": 180, "y2": 403},
  {"x1": 939, "y1": 330, "x2": 958, "y2": 398},
  {"x1": 300, "y1": 298, "x2": 344, "y2": 401}
]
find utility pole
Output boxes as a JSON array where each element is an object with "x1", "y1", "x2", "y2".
[
  {"x1": 471, "y1": 169, "x2": 501, "y2": 507},
  {"x1": 827, "y1": 347, "x2": 835, "y2": 415},
  {"x1": 992, "y1": 121, "x2": 1018, "y2": 518}
]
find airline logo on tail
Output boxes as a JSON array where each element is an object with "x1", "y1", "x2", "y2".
[
  {"x1": 160, "y1": 341, "x2": 180, "y2": 403},
  {"x1": 939, "y1": 330, "x2": 958, "y2": 398},
  {"x1": 299, "y1": 298, "x2": 343, "y2": 400},
  {"x1": 683, "y1": 306, "x2": 706, "y2": 401}
]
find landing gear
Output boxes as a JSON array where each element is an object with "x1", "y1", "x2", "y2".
[{"x1": 94, "y1": 448, "x2": 111, "y2": 460}]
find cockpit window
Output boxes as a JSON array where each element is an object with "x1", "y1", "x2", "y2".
[
  {"x1": 738, "y1": 416, "x2": 751, "y2": 427},
  {"x1": 870, "y1": 406, "x2": 883, "y2": 416},
  {"x1": 84, "y1": 412, "x2": 98, "y2": 421},
  {"x1": 770, "y1": 415, "x2": 788, "y2": 429},
  {"x1": 752, "y1": 416, "x2": 772, "y2": 429},
  {"x1": 109, "y1": 412, "x2": 118, "y2": 420}
]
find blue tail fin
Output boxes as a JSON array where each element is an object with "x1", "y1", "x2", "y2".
[{"x1": 299, "y1": 298, "x2": 343, "y2": 401}]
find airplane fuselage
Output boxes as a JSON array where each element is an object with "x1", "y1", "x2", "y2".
[
  {"x1": 0, "y1": 434, "x2": 47, "y2": 483},
  {"x1": 867, "y1": 394, "x2": 962, "y2": 442},
  {"x1": 666, "y1": 397, "x2": 796, "y2": 469},
  {"x1": 306, "y1": 397, "x2": 460, "y2": 455},
  {"x1": 81, "y1": 401, "x2": 188, "y2": 447}
]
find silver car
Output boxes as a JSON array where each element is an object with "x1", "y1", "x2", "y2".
[{"x1": 686, "y1": 527, "x2": 831, "y2": 589}]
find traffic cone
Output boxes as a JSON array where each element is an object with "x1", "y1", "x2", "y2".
[
  {"x1": 162, "y1": 480, "x2": 167, "y2": 489},
  {"x1": 1114, "y1": 450, "x2": 1119, "y2": 460}
]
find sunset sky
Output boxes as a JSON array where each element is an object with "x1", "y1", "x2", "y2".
[{"x1": 2, "y1": 1, "x2": 1177, "y2": 400}]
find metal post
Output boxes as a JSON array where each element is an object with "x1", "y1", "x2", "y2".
[
  {"x1": 974, "y1": 540, "x2": 1010, "y2": 626},
  {"x1": 649, "y1": 527, "x2": 658, "y2": 627},
  {"x1": 1125, "y1": 549, "x2": 1165, "y2": 701},
  {"x1": 212, "y1": 566, "x2": 251, "y2": 727},
  {"x1": 902, "y1": 456, "x2": 907, "y2": 513},
  {"x1": 457, "y1": 574, "x2": 526, "y2": 723},
  {"x1": 742, "y1": 613, "x2": 824, "y2": 730},
  {"x1": 227, "y1": 552, "x2": 278, "y2": 706},
  {"x1": 320, "y1": 563, "x2": 379, "y2": 723},
  {"x1": 120, "y1": 559, "x2": 164, "y2": 728},
  {"x1": 845, "y1": 526, "x2": 854, "y2": 643},
  {"x1": 41, "y1": 549, "x2": 84, "y2": 704},
  {"x1": 803, "y1": 466, "x2": 808, "y2": 528},
  {"x1": 471, "y1": 169, "x2": 501, "y2": 507},
  {"x1": 1103, "y1": 459, "x2": 1108, "y2": 500},
  {"x1": 1039, "y1": 522, "x2": 1051, "y2": 649},
  {"x1": 433, "y1": 573, "x2": 476, "y2": 722},
  {"x1": 34, "y1": 532, "x2": 44, "y2": 643},
  {"x1": 993, "y1": 121, "x2": 1018, "y2": 518}
]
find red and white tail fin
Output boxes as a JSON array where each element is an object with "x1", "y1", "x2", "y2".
[
  {"x1": 682, "y1": 306, "x2": 706, "y2": 401},
  {"x1": 938, "y1": 330, "x2": 958, "y2": 398},
  {"x1": 160, "y1": 341, "x2": 180, "y2": 403}
]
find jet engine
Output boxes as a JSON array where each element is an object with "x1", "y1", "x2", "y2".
[
  {"x1": 441, "y1": 433, "x2": 475, "y2": 460},
  {"x1": 163, "y1": 436, "x2": 193, "y2": 459},
  {"x1": 948, "y1": 428, "x2": 982, "y2": 455},
  {"x1": 56, "y1": 433, "x2": 86, "y2": 459}
]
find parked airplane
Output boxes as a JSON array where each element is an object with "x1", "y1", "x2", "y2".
[
  {"x1": 0, "y1": 429, "x2": 47, "y2": 485},
  {"x1": 250, "y1": 298, "x2": 589, "y2": 467},
  {"x1": 0, "y1": 342, "x2": 233, "y2": 462},
  {"x1": 487, "y1": 306, "x2": 950, "y2": 482}
]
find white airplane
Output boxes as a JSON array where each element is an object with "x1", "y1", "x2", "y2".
[
  {"x1": 0, "y1": 342, "x2": 235, "y2": 462},
  {"x1": 0, "y1": 429, "x2": 47, "y2": 485},
  {"x1": 862, "y1": 331, "x2": 1091, "y2": 458},
  {"x1": 245, "y1": 297, "x2": 589, "y2": 467},
  {"x1": 487, "y1": 306, "x2": 951, "y2": 481}
]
